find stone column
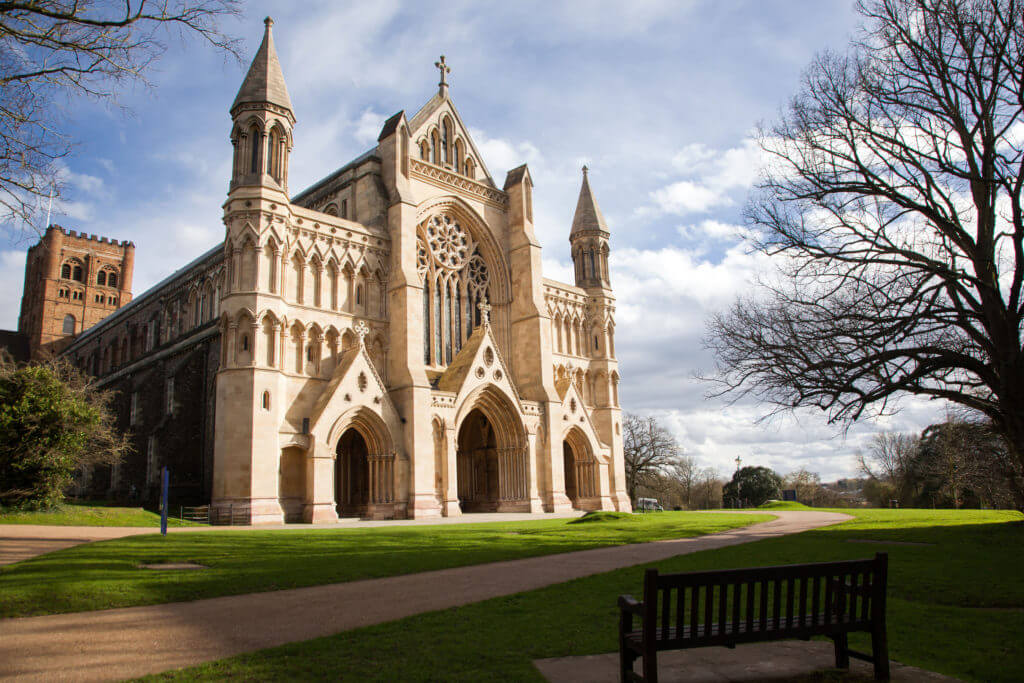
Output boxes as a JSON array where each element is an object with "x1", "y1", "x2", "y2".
[
  {"x1": 442, "y1": 424, "x2": 461, "y2": 516},
  {"x1": 525, "y1": 430, "x2": 544, "y2": 513},
  {"x1": 303, "y1": 439, "x2": 338, "y2": 523}
]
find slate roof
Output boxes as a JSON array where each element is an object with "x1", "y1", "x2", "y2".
[
  {"x1": 232, "y1": 17, "x2": 293, "y2": 115},
  {"x1": 570, "y1": 168, "x2": 609, "y2": 236}
]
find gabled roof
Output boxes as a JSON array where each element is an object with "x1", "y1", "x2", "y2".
[
  {"x1": 437, "y1": 325, "x2": 487, "y2": 393},
  {"x1": 570, "y1": 167, "x2": 609, "y2": 236},
  {"x1": 407, "y1": 91, "x2": 498, "y2": 188},
  {"x1": 232, "y1": 17, "x2": 293, "y2": 116}
]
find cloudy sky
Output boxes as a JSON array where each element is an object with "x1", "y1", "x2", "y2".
[{"x1": 0, "y1": 0, "x2": 949, "y2": 480}]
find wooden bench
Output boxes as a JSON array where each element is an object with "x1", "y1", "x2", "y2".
[{"x1": 618, "y1": 553, "x2": 889, "y2": 682}]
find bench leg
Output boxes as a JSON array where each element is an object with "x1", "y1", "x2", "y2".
[
  {"x1": 619, "y1": 642, "x2": 636, "y2": 682},
  {"x1": 641, "y1": 650, "x2": 658, "y2": 683},
  {"x1": 833, "y1": 633, "x2": 850, "y2": 669},
  {"x1": 872, "y1": 625, "x2": 891, "y2": 680}
]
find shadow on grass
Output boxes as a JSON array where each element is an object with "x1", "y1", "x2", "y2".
[
  {"x1": 0, "y1": 512, "x2": 768, "y2": 618},
  {"x1": 141, "y1": 509, "x2": 1023, "y2": 683}
]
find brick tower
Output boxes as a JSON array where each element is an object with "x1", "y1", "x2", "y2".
[{"x1": 17, "y1": 225, "x2": 135, "y2": 359}]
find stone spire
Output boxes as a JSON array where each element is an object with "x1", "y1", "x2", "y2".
[
  {"x1": 570, "y1": 165, "x2": 609, "y2": 237},
  {"x1": 570, "y1": 166, "x2": 611, "y2": 288},
  {"x1": 231, "y1": 17, "x2": 293, "y2": 117}
]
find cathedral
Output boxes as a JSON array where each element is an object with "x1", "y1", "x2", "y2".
[{"x1": 19, "y1": 18, "x2": 629, "y2": 523}]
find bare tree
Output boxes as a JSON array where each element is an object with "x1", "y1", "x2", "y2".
[
  {"x1": 622, "y1": 413, "x2": 682, "y2": 503},
  {"x1": 691, "y1": 467, "x2": 725, "y2": 510},
  {"x1": 705, "y1": 0, "x2": 1024, "y2": 508},
  {"x1": 857, "y1": 432, "x2": 919, "y2": 504},
  {"x1": 0, "y1": 0, "x2": 240, "y2": 230}
]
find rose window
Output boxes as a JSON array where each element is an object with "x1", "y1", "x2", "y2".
[
  {"x1": 419, "y1": 212, "x2": 490, "y2": 369},
  {"x1": 468, "y1": 254, "x2": 488, "y2": 292},
  {"x1": 425, "y1": 214, "x2": 468, "y2": 269},
  {"x1": 416, "y1": 236, "x2": 429, "y2": 278}
]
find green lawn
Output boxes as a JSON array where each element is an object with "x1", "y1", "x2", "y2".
[
  {"x1": 0, "y1": 511, "x2": 767, "y2": 617},
  {"x1": 0, "y1": 502, "x2": 199, "y2": 527},
  {"x1": 146, "y1": 508, "x2": 1024, "y2": 683}
]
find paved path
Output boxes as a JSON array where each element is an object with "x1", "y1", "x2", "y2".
[
  {"x1": 0, "y1": 512, "x2": 585, "y2": 566},
  {"x1": 0, "y1": 526, "x2": 160, "y2": 567},
  {"x1": 536, "y1": 640, "x2": 960, "y2": 682},
  {"x1": 0, "y1": 511, "x2": 850, "y2": 682}
]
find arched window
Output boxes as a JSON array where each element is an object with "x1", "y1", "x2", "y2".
[
  {"x1": 72, "y1": 265, "x2": 83, "y2": 282},
  {"x1": 267, "y1": 128, "x2": 279, "y2": 180},
  {"x1": 108, "y1": 272, "x2": 117, "y2": 288},
  {"x1": 97, "y1": 271, "x2": 106, "y2": 286},
  {"x1": 241, "y1": 334, "x2": 250, "y2": 352},
  {"x1": 61, "y1": 263, "x2": 71, "y2": 279},
  {"x1": 340, "y1": 199, "x2": 348, "y2": 219},
  {"x1": 262, "y1": 390, "x2": 271, "y2": 410},
  {"x1": 431, "y1": 130, "x2": 440, "y2": 164},
  {"x1": 418, "y1": 213, "x2": 489, "y2": 369},
  {"x1": 324, "y1": 203, "x2": 338, "y2": 216},
  {"x1": 442, "y1": 119, "x2": 452, "y2": 165},
  {"x1": 62, "y1": 314, "x2": 75, "y2": 335},
  {"x1": 356, "y1": 284, "x2": 363, "y2": 306},
  {"x1": 248, "y1": 125, "x2": 260, "y2": 174},
  {"x1": 419, "y1": 139, "x2": 429, "y2": 160}
]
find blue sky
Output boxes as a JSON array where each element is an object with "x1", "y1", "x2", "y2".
[{"x1": 0, "y1": 0, "x2": 947, "y2": 480}]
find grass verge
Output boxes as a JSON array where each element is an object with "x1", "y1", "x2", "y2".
[
  {"x1": 0, "y1": 511, "x2": 767, "y2": 617},
  {"x1": 0, "y1": 502, "x2": 199, "y2": 527},
  {"x1": 144, "y1": 509, "x2": 1023, "y2": 683}
]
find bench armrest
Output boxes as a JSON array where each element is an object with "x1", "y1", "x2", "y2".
[{"x1": 618, "y1": 594, "x2": 644, "y2": 616}]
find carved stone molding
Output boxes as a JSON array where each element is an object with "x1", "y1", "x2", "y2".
[{"x1": 411, "y1": 159, "x2": 508, "y2": 206}]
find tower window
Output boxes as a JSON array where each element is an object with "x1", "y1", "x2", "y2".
[
  {"x1": 165, "y1": 377, "x2": 175, "y2": 415},
  {"x1": 61, "y1": 264, "x2": 71, "y2": 279},
  {"x1": 262, "y1": 390, "x2": 271, "y2": 410},
  {"x1": 72, "y1": 265, "x2": 83, "y2": 282},
  {"x1": 356, "y1": 284, "x2": 363, "y2": 306},
  {"x1": 241, "y1": 334, "x2": 250, "y2": 351},
  {"x1": 108, "y1": 272, "x2": 117, "y2": 288},
  {"x1": 340, "y1": 199, "x2": 348, "y2": 219},
  {"x1": 62, "y1": 314, "x2": 75, "y2": 335},
  {"x1": 249, "y1": 126, "x2": 260, "y2": 174},
  {"x1": 97, "y1": 271, "x2": 107, "y2": 286}
]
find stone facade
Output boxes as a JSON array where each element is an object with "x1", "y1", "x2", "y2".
[
  {"x1": 56, "y1": 18, "x2": 630, "y2": 522},
  {"x1": 17, "y1": 226, "x2": 135, "y2": 359}
]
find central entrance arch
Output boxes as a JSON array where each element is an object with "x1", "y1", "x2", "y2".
[{"x1": 455, "y1": 386, "x2": 529, "y2": 512}]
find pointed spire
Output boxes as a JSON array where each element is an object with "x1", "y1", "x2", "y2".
[
  {"x1": 232, "y1": 17, "x2": 293, "y2": 116},
  {"x1": 570, "y1": 165, "x2": 609, "y2": 236}
]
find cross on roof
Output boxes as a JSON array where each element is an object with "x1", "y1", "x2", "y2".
[
  {"x1": 435, "y1": 55, "x2": 451, "y2": 88},
  {"x1": 477, "y1": 299, "x2": 491, "y2": 326},
  {"x1": 354, "y1": 320, "x2": 369, "y2": 344}
]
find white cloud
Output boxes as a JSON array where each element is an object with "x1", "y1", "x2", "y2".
[
  {"x1": 650, "y1": 137, "x2": 768, "y2": 217},
  {"x1": 0, "y1": 251, "x2": 25, "y2": 331},
  {"x1": 677, "y1": 219, "x2": 744, "y2": 242},
  {"x1": 354, "y1": 108, "x2": 388, "y2": 145},
  {"x1": 651, "y1": 180, "x2": 729, "y2": 215},
  {"x1": 471, "y1": 129, "x2": 545, "y2": 179}
]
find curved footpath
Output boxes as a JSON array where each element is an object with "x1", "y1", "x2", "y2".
[{"x1": 0, "y1": 510, "x2": 850, "y2": 682}]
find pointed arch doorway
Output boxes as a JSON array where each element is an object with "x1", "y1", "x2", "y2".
[
  {"x1": 455, "y1": 387, "x2": 529, "y2": 512},
  {"x1": 563, "y1": 427, "x2": 600, "y2": 510},
  {"x1": 333, "y1": 411, "x2": 396, "y2": 519}
]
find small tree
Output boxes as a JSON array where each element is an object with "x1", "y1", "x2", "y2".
[
  {"x1": 0, "y1": 357, "x2": 128, "y2": 509},
  {"x1": 723, "y1": 466, "x2": 782, "y2": 507},
  {"x1": 622, "y1": 413, "x2": 683, "y2": 503}
]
